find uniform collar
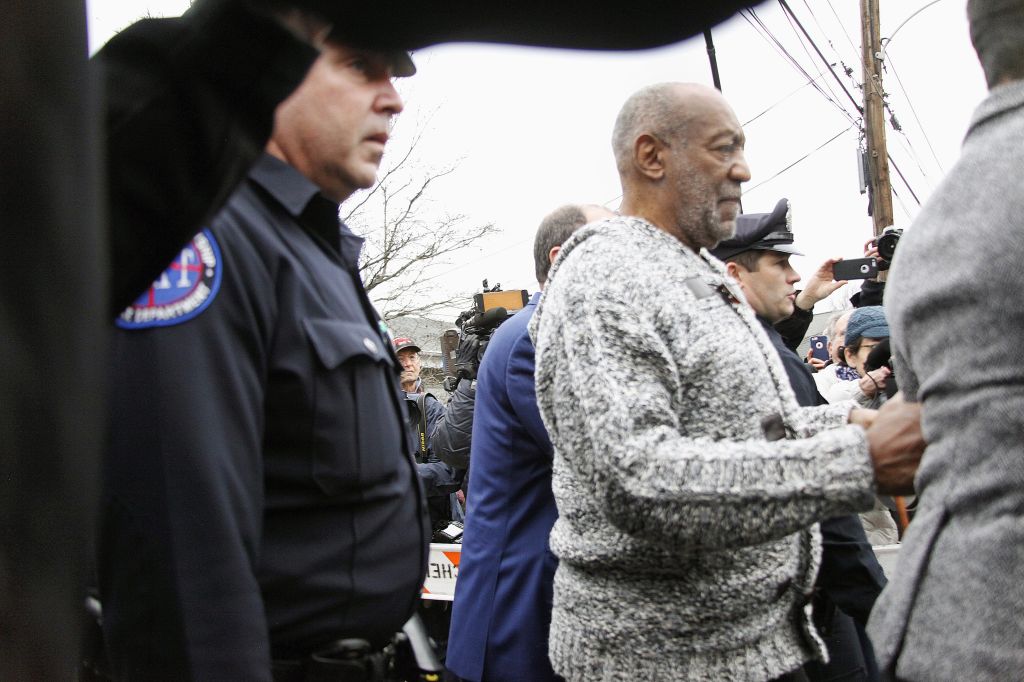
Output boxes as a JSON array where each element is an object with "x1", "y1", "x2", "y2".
[
  {"x1": 250, "y1": 153, "x2": 322, "y2": 215},
  {"x1": 249, "y1": 153, "x2": 364, "y2": 269}
]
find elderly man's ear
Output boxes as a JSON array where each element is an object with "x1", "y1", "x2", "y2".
[{"x1": 633, "y1": 133, "x2": 668, "y2": 180}]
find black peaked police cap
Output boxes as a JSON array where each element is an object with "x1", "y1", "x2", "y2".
[{"x1": 710, "y1": 198, "x2": 804, "y2": 261}]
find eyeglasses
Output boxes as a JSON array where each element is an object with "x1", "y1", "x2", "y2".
[{"x1": 858, "y1": 343, "x2": 881, "y2": 353}]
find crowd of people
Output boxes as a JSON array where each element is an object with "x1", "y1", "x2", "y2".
[{"x1": 4, "y1": 0, "x2": 1022, "y2": 681}]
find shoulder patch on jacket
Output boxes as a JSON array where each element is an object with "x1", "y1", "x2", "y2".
[{"x1": 116, "y1": 229, "x2": 223, "y2": 329}]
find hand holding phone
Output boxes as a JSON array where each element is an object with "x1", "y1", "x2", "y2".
[{"x1": 809, "y1": 335, "x2": 829, "y2": 362}]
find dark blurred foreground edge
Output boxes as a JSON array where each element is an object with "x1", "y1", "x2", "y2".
[
  {"x1": 0, "y1": 0, "x2": 760, "y2": 678},
  {"x1": 309, "y1": 1, "x2": 756, "y2": 50}
]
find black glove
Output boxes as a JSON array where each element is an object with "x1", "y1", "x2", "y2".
[{"x1": 455, "y1": 333, "x2": 483, "y2": 380}]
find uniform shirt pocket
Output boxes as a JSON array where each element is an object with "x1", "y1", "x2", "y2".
[{"x1": 302, "y1": 318, "x2": 404, "y2": 495}]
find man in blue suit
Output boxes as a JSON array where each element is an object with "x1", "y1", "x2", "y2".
[{"x1": 446, "y1": 204, "x2": 612, "y2": 682}]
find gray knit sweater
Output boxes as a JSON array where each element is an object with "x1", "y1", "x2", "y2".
[{"x1": 530, "y1": 216, "x2": 876, "y2": 681}]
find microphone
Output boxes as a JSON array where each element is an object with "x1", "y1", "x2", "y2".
[{"x1": 467, "y1": 306, "x2": 507, "y2": 332}]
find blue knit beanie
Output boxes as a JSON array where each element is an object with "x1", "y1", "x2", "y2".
[{"x1": 845, "y1": 305, "x2": 889, "y2": 346}]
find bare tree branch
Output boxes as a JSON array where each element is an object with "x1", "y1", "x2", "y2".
[{"x1": 341, "y1": 116, "x2": 498, "y2": 320}]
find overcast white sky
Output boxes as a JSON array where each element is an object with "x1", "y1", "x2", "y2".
[{"x1": 88, "y1": 0, "x2": 985, "y2": 321}]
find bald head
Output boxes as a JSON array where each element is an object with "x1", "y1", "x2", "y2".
[
  {"x1": 610, "y1": 82, "x2": 750, "y2": 250},
  {"x1": 611, "y1": 83, "x2": 722, "y2": 172},
  {"x1": 613, "y1": 83, "x2": 686, "y2": 175}
]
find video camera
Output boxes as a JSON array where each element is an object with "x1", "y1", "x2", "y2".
[
  {"x1": 838, "y1": 226, "x2": 903, "y2": 278},
  {"x1": 440, "y1": 280, "x2": 529, "y2": 392},
  {"x1": 875, "y1": 226, "x2": 903, "y2": 270}
]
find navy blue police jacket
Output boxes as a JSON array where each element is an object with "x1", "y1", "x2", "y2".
[
  {"x1": 446, "y1": 292, "x2": 561, "y2": 682},
  {"x1": 101, "y1": 153, "x2": 430, "y2": 681}
]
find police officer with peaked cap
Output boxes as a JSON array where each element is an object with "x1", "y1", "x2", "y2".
[
  {"x1": 715, "y1": 197, "x2": 848, "y2": 352},
  {"x1": 711, "y1": 197, "x2": 803, "y2": 261},
  {"x1": 712, "y1": 198, "x2": 888, "y2": 682},
  {"x1": 98, "y1": 32, "x2": 429, "y2": 682}
]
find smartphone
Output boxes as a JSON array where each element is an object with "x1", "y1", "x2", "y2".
[
  {"x1": 833, "y1": 257, "x2": 878, "y2": 280},
  {"x1": 809, "y1": 335, "x2": 829, "y2": 362}
]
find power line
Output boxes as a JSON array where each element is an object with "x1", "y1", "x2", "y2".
[
  {"x1": 883, "y1": 52, "x2": 945, "y2": 173},
  {"x1": 777, "y1": 0, "x2": 864, "y2": 116},
  {"x1": 881, "y1": 100, "x2": 932, "y2": 179},
  {"x1": 453, "y1": 5, "x2": 927, "y2": 277},
  {"x1": 413, "y1": 234, "x2": 530, "y2": 285},
  {"x1": 870, "y1": 71, "x2": 934, "y2": 183},
  {"x1": 740, "y1": 9, "x2": 859, "y2": 128},
  {"x1": 891, "y1": 185, "x2": 914, "y2": 224},
  {"x1": 824, "y1": 0, "x2": 862, "y2": 57},
  {"x1": 743, "y1": 76, "x2": 824, "y2": 126},
  {"x1": 780, "y1": 1, "x2": 851, "y2": 114},
  {"x1": 890, "y1": 132, "x2": 930, "y2": 180},
  {"x1": 600, "y1": 78, "x2": 844, "y2": 207},
  {"x1": 601, "y1": 192, "x2": 622, "y2": 209},
  {"x1": 887, "y1": 153, "x2": 922, "y2": 206},
  {"x1": 744, "y1": 125, "x2": 855, "y2": 195},
  {"x1": 799, "y1": 0, "x2": 870, "y2": 132},
  {"x1": 780, "y1": 0, "x2": 927, "y2": 209},
  {"x1": 800, "y1": 0, "x2": 853, "y2": 66},
  {"x1": 797, "y1": 0, "x2": 866, "y2": 118}
]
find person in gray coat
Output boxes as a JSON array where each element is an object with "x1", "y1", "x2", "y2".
[{"x1": 867, "y1": 1, "x2": 1024, "y2": 679}]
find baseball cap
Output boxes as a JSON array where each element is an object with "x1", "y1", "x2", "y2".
[{"x1": 392, "y1": 337, "x2": 420, "y2": 353}]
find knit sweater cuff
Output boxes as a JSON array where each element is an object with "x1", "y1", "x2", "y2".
[{"x1": 548, "y1": 610, "x2": 816, "y2": 681}]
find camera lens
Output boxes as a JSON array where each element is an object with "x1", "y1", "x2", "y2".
[
  {"x1": 860, "y1": 264, "x2": 869, "y2": 274},
  {"x1": 878, "y1": 230, "x2": 901, "y2": 261}
]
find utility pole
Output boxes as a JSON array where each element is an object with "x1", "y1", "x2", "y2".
[{"x1": 861, "y1": 0, "x2": 893, "y2": 237}]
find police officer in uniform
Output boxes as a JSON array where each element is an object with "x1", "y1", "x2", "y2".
[
  {"x1": 99, "y1": 33, "x2": 429, "y2": 681},
  {"x1": 711, "y1": 199, "x2": 888, "y2": 681}
]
